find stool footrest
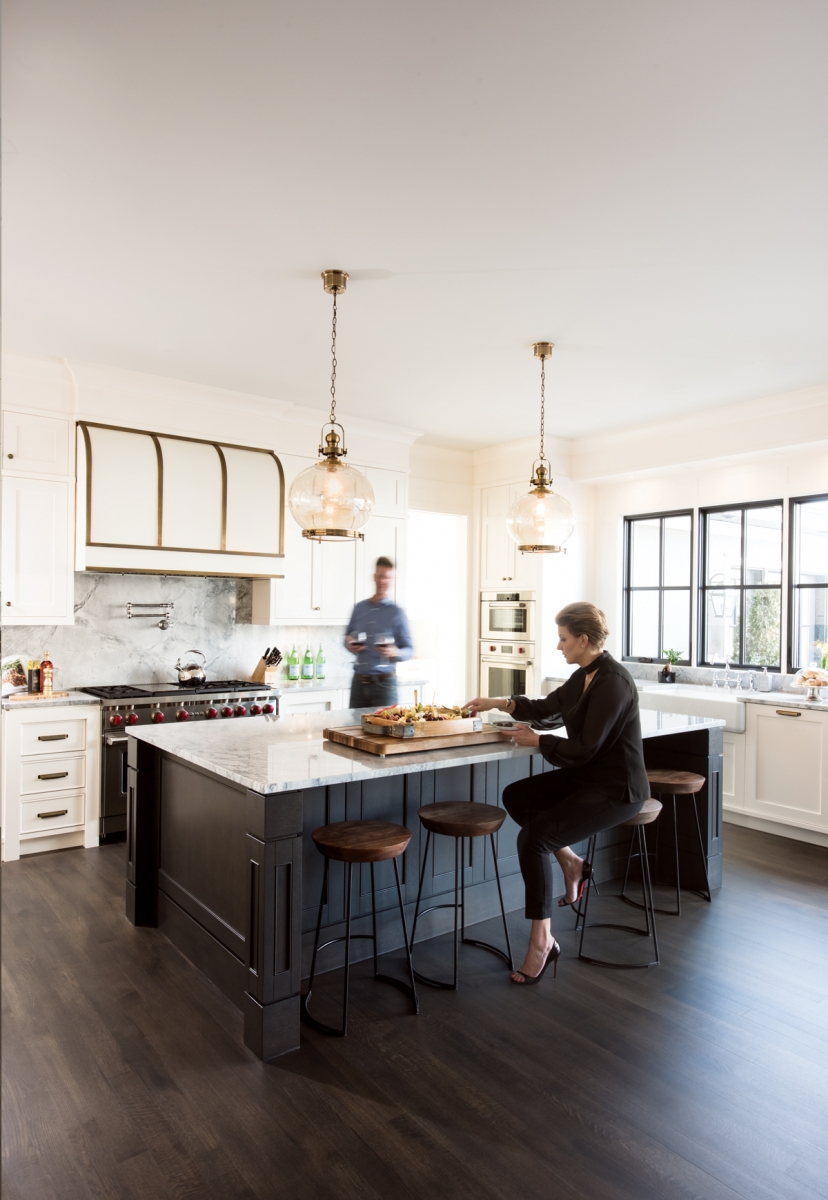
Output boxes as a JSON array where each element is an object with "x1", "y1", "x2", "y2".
[{"x1": 413, "y1": 936, "x2": 513, "y2": 989}]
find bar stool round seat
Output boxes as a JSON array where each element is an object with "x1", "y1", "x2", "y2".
[
  {"x1": 575, "y1": 799, "x2": 662, "y2": 969},
  {"x1": 409, "y1": 801, "x2": 513, "y2": 989},
  {"x1": 302, "y1": 820, "x2": 418, "y2": 1037},
  {"x1": 621, "y1": 769, "x2": 710, "y2": 916}
]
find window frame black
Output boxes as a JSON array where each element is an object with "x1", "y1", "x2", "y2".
[
  {"x1": 697, "y1": 498, "x2": 784, "y2": 670},
  {"x1": 622, "y1": 508, "x2": 694, "y2": 665},
  {"x1": 787, "y1": 492, "x2": 828, "y2": 674}
]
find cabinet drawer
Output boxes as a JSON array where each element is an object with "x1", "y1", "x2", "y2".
[
  {"x1": 21, "y1": 791, "x2": 85, "y2": 833},
  {"x1": 20, "y1": 718, "x2": 87, "y2": 756},
  {"x1": 21, "y1": 756, "x2": 86, "y2": 795}
]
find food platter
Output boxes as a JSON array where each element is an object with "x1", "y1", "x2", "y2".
[{"x1": 360, "y1": 703, "x2": 482, "y2": 738}]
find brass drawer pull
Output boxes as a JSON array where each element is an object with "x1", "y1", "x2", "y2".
[
  {"x1": 38, "y1": 733, "x2": 69, "y2": 741},
  {"x1": 776, "y1": 709, "x2": 801, "y2": 717},
  {"x1": 37, "y1": 771, "x2": 69, "y2": 780},
  {"x1": 37, "y1": 809, "x2": 69, "y2": 819}
]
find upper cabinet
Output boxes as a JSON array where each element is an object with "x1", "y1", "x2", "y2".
[
  {"x1": 2, "y1": 411, "x2": 73, "y2": 477},
  {"x1": 75, "y1": 423, "x2": 285, "y2": 578},
  {"x1": 479, "y1": 483, "x2": 539, "y2": 590}
]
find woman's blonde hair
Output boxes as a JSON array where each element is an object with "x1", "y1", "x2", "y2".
[{"x1": 555, "y1": 602, "x2": 610, "y2": 649}]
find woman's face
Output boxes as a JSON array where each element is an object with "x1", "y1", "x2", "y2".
[{"x1": 557, "y1": 625, "x2": 591, "y2": 664}]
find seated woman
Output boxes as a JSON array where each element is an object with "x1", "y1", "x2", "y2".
[{"x1": 467, "y1": 602, "x2": 649, "y2": 984}]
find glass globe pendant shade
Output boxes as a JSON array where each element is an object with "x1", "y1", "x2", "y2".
[
  {"x1": 288, "y1": 437, "x2": 374, "y2": 541},
  {"x1": 507, "y1": 479, "x2": 575, "y2": 553}
]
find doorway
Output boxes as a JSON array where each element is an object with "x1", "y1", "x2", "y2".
[{"x1": 405, "y1": 511, "x2": 468, "y2": 706}]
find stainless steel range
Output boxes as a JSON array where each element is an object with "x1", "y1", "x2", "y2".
[{"x1": 81, "y1": 681, "x2": 278, "y2": 842}]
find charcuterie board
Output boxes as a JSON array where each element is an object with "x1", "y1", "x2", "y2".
[
  {"x1": 360, "y1": 714, "x2": 483, "y2": 738},
  {"x1": 323, "y1": 724, "x2": 513, "y2": 756}
]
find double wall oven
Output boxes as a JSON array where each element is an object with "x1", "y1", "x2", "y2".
[
  {"x1": 479, "y1": 591, "x2": 536, "y2": 700},
  {"x1": 81, "y1": 682, "x2": 278, "y2": 842}
]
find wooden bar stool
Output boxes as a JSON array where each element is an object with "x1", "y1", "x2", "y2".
[
  {"x1": 575, "y1": 799, "x2": 662, "y2": 969},
  {"x1": 409, "y1": 802, "x2": 514, "y2": 988},
  {"x1": 622, "y1": 769, "x2": 710, "y2": 916},
  {"x1": 302, "y1": 820, "x2": 418, "y2": 1037}
]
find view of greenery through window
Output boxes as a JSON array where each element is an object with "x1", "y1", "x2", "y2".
[
  {"x1": 701, "y1": 504, "x2": 782, "y2": 667},
  {"x1": 624, "y1": 513, "x2": 692, "y2": 662},
  {"x1": 792, "y1": 496, "x2": 828, "y2": 670}
]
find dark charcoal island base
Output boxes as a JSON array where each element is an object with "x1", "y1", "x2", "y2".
[{"x1": 126, "y1": 711, "x2": 724, "y2": 1060}]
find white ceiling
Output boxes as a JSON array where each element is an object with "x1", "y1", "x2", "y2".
[{"x1": 3, "y1": 0, "x2": 828, "y2": 449}]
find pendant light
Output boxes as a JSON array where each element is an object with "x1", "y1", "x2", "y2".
[
  {"x1": 506, "y1": 342, "x2": 575, "y2": 553},
  {"x1": 288, "y1": 270, "x2": 374, "y2": 541}
]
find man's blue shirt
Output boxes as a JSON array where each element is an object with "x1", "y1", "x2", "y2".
[{"x1": 345, "y1": 597, "x2": 413, "y2": 675}]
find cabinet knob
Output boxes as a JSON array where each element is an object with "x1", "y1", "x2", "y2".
[
  {"x1": 7, "y1": 453, "x2": 13, "y2": 459},
  {"x1": 5, "y1": 601, "x2": 10, "y2": 606},
  {"x1": 313, "y1": 606, "x2": 321, "y2": 611}
]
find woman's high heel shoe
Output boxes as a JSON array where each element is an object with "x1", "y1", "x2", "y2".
[
  {"x1": 511, "y1": 939, "x2": 561, "y2": 985},
  {"x1": 557, "y1": 861, "x2": 592, "y2": 909}
]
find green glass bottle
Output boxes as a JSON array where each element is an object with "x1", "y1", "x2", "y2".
[
  {"x1": 301, "y1": 646, "x2": 314, "y2": 680},
  {"x1": 287, "y1": 645, "x2": 300, "y2": 681},
  {"x1": 315, "y1": 644, "x2": 326, "y2": 680}
]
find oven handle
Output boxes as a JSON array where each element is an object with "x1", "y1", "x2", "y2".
[{"x1": 105, "y1": 735, "x2": 130, "y2": 745}]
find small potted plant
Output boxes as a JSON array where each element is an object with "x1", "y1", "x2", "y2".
[{"x1": 660, "y1": 648, "x2": 682, "y2": 683}]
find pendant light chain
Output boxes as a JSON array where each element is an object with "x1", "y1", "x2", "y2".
[
  {"x1": 539, "y1": 354, "x2": 546, "y2": 462},
  {"x1": 329, "y1": 289, "x2": 339, "y2": 426}
]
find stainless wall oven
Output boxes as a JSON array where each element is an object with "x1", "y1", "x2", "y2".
[
  {"x1": 480, "y1": 590, "x2": 536, "y2": 642},
  {"x1": 479, "y1": 641, "x2": 536, "y2": 699}
]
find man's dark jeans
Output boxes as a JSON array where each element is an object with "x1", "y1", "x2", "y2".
[{"x1": 349, "y1": 674, "x2": 399, "y2": 710}]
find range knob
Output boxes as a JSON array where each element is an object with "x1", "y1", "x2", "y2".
[
  {"x1": 126, "y1": 712, "x2": 139, "y2": 726},
  {"x1": 221, "y1": 706, "x2": 234, "y2": 718},
  {"x1": 249, "y1": 703, "x2": 262, "y2": 715},
  {"x1": 151, "y1": 709, "x2": 165, "y2": 723},
  {"x1": 109, "y1": 713, "x2": 123, "y2": 727},
  {"x1": 206, "y1": 707, "x2": 219, "y2": 719},
  {"x1": 490, "y1": 645, "x2": 496, "y2": 652},
  {"x1": 176, "y1": 708, "x2": 190, "y2": 722},
  {"x1": 234, "y1": 705, "x2": 247, "y2": 717},
  {"x1": 262, "y1": 703, "x2": 275, "y2": 714}
]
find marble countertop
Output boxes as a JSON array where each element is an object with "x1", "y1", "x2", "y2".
[
  {"x1": 128, "y1": 707, "x2": 725, "y2": 795},
  {"x1": 274, "y1": 676, "x2": 430, "y2": 695},
  {"x1": 2, "y1": 689, "x2": 102, "y2": 710},
  {"x1": 737, "y1": 690, "x2": 828, "y2": 711}
]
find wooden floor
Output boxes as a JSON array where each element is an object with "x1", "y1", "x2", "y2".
[{"x1": 3, "y1": 825, "x2": 828, "y2": 1200}]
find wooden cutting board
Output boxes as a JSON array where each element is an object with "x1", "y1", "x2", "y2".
[{"x1": 324, "y1": 724, "x2": 513, "y2": 756}]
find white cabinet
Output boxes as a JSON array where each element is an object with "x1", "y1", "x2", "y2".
[
  {"x1": 480, "y1": 483, "x2": 539, "y2": 588},
  {"x1": 359, "y1": 466, "x2": 406, "y2": 516},
  {"x1": 743, "y1": 703, "x2": 828, "y2": 833},
  {"x1": 1, "y1": 476, "x2": 74, "y2": 624},
  {"x1": 359, "y1": 515, "x2": 405, "y2": 605},
  {"x1": 721, "y1": 731, "x2": 745, "y2": 811},
  {"x1": 2, "y1": 411, "x2": 72, "y2": 477},
  {"x1": 2, "y1": 703, "x2": 101, "y2": 861},
  {"x1": 277, "y1": 689, "x2": 344, "y2": 716}
]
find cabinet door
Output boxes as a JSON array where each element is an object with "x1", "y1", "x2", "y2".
[
  {"x1": 2, "y1": 412, "x2": 72, "y2": 477},
  {"x1": 743, "y1": 705, "x2": 828, "y2": 830},
  {"x1": 359, "y1": 516, "x2": 404, "y2": 604},
  {"x1": 363, "y1": 467, "x2": 405, "y2": 516},
  {"x1": 480, "y1": 486, "x2": 514, "y2": 586},
  {"x1": 508, "y1": 483, "x2": 540, "y2": 588},
  {"x1": 316, "y1": 539, "x2": 358, "y2": 622},
  {"x1": 278, "y1": 454, "x2": 317, "y2": 620},
  {"x1": 2, "y1": 477, "x2": 73, "y2": 623}
]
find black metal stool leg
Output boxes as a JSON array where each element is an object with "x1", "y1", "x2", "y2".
[
  {"x1": 622, "y1": 795, "x2": 683, "y2": 917},
  {"x1": 408, "y1": 828, "x2": 431, "y2": 951},
  {"x1": 492, "y1": 832, "x2": 514, "y2": 969},
  {"x1": 573, "y1": 834, "x2": 597, "y2": 931},
  {"x1": 453, "y1": 835, "x2": 460, "y2": 989},
  {"x1": 578, "y1": 824, "x2": 660, "y2": 969},
  {"x1": 370, "y1": 862, "x2": 379, "y2": 977},
  {"x1": 691, "y1": 794, "x2": 712, "y2": 902}
]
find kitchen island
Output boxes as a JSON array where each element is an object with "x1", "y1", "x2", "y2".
[{"x1": 126, "y1": 709, "x2": 724, "y2": 1059}]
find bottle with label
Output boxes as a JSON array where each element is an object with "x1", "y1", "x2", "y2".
[
  {"x1": 287, "y1": 645, "x2": 300, "y2": 681},
  {"x1": 301, "y1": 646, "x2": 314, "y2": 680},
  {"x1": 315, "y1": 644, "x2": 326, "y2": 681},
  {"x1": 41, "y1": 652, "x2": 54, "y2": 696}
]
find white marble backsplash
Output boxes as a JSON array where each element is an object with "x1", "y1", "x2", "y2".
[
  {"x1": 1, "y1": 573, "x2": 352, "y2": 689},
  {"x1": 624, "y1": 661, "x2": 799, "y2": 691}
]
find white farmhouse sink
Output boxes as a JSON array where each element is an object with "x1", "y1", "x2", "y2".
[{"x1": 636, "y1": 683, "x2": 745, "y2": 732}]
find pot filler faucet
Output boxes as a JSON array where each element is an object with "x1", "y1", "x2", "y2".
[{"x1": 126, "y1": 602, "x2": 175, "y2": 630}]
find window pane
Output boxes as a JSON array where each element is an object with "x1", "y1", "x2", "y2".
[
  {"x1": 794, "y1": 586, "x2": 828, "y2": 668},
  {"x1": 796, "y1": 499, "x2": 828, "y2": 584},
  {"x1": 629, "y1": 590, "x2": 659, "y2": 657},
  {"x1": 630, "y1": 519, "x2": 660, "y2": 587},
  {"x1": 704, "y1": 589, "x2": 741, "y2": 663},
  {"x1": 706, "y1": 510, "x2": 742, "y2": 585},
  {"x1": 663, "y1": 515, "x2": 691, "y2": 586},
  {"x1": 744, "y1": 588, "x2": 781, "y2": 666},
  {"x1": 662, "y1": 591, "x2": 690, "y2": 660},
  {"x1": 745, "y1": 505, "x2": 782, "y2": 586}
]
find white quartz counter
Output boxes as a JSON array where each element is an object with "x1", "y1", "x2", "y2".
[
  {"x1": 128, "y1": 707, "x2": 725, "y2": 795},
  {"x1": 738, "y1": 690, "x2": 828, "y2": 711},
  {"x1": 2, "y1": 689, "x2": 102, "y2": 710}
]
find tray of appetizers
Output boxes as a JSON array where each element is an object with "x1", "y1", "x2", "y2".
[{"x1": 361, "y1": 703, "x2": 482, "y2": 737}]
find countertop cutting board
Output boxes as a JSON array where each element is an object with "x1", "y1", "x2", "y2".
[{"x1": 323, "y1": 724, "x2": 513, "y2": 756}]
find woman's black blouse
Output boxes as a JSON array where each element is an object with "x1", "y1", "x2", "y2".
[{"x1": 511, "y1": 653, "x2": 649, "y2": 804}]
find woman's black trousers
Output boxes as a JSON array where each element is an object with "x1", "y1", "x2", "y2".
[{"x1": 502, "y1": 770, "x2": 644, "y2": 920}]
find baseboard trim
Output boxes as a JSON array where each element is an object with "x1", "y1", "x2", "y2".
[{"x1": 724, "y1": 811, "x2": 828, "y2": 848}]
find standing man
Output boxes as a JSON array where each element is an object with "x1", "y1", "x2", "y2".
[{"x1": 345, "y1": 557, "x2": 413, "y2": 709}]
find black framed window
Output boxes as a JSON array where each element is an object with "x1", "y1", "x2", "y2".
[
  {"x1": 623, "y1": 511, "x2": 692, "y2": 663},
  {"x1": 699, "y1": 501, "x2": 783, "y2": 668},
  {"x1": 789, "y1": 494, "x2": 828, "y2": 672}
]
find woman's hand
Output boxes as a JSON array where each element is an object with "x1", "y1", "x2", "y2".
[
  {"x1": 465, "y1": 697, "x2": 504, "y2": 714},
  {"x1": 509, "y1": 722, "x2": 541, "y2": 748}
]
